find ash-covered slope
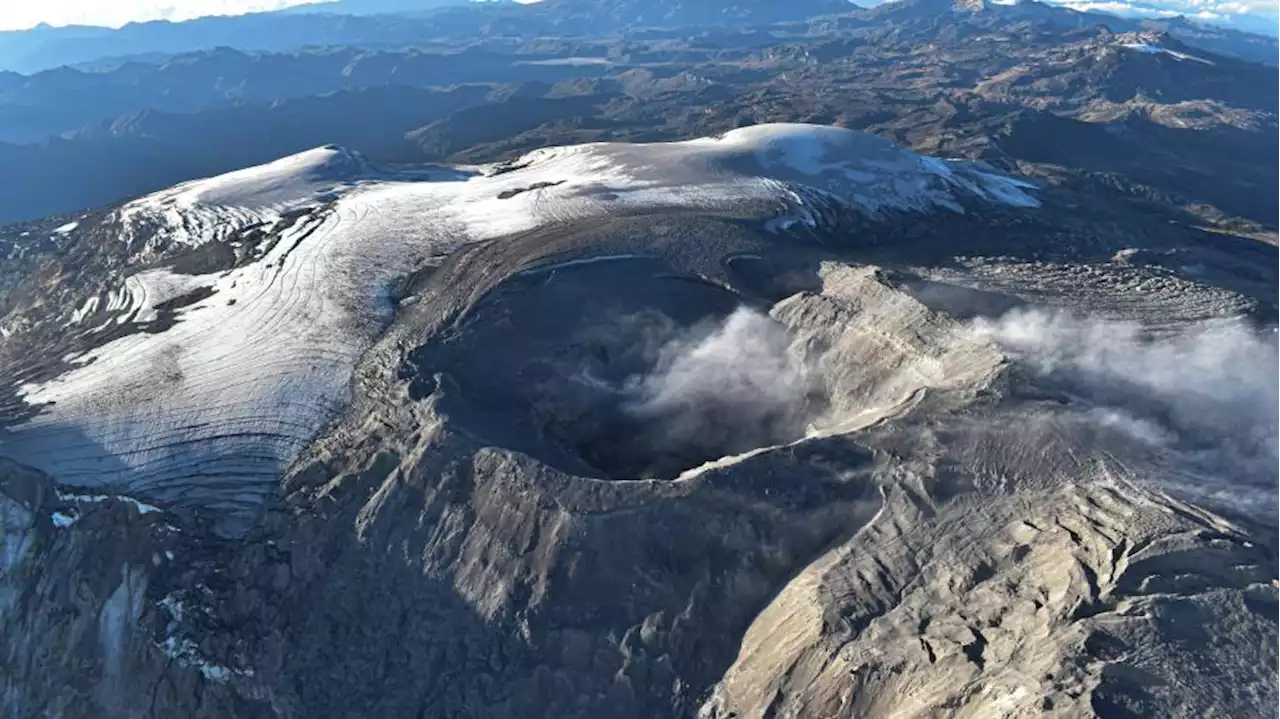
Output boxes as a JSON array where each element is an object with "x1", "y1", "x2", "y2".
[{"x1": 0, "y1": 123, "x2": 1275, "y2": 718}]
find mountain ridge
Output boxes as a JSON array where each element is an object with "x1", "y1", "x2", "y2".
[
  {"x1": 0, "y1": 0, "x2": 843, "y2": 74},
  {"x1": 0, "y1": 12, "x2": 1272, "y2": 234},
  {"x1": 0, "y1": 0, "x2": 1274, "y2": 74}
]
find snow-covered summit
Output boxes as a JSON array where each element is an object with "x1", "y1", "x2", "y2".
[
  {"x1": 2, "y1": 124, "x2": 1041, "y2": 534},
  {"x1": 139, "y1": 144, "x2": 373, "y2": 210},
  {"x1": 112, "y1": 144, "x2": 378, "y2": 257}
]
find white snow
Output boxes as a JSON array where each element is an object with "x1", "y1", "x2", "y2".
[
  {"x1": 158, "y1": 591, "x2": 252, "y2": 682},
  {"x1": 1164, "y1": 48, "x2": 1214, "y2": 64},
  {"x1": 50, "y1": 511, "x2": 79, "y2": 528},
  {"x1": 64, "y1": 271, "x2": 214, "y2": 329},
  {"x1": 53, "y1": 221, "x2": 79, "y2": 235},
  {"x1": 517, "y1": 254, "x2": 650, "y2": 276},
  {"x1": 1119, "y1": 42, "x2": 1214, "y2": 64},
  {"x1": 68, "y1": 296, "x2": 100, "y2": 326},
  {"x1": 164, "y1": 146, "x2": 367, "y2": 209},
  {"x1": 4, "y1": 124, "x2": 1040, "y2": 533},
  {"x1": 677, "y1": 123, "x2": 1039, "y2": 214},
  {"x1": 158, "y1": 593, "x2": 185, "y2": 624},
  {"x1": 56, "y1": 489, "x2": 163, "y2": 515},
  {"x1": 1122, "y1": 42, "x2": 1163, "y2": 53}
]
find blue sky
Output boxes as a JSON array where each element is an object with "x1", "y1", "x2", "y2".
[{"x1": 0, "y1": 0, "x2": 1275, "y2": 33}]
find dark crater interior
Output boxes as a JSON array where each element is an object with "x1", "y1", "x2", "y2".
[{"x1": 407, "y1": 256, "x2": 822, "y2": 479}]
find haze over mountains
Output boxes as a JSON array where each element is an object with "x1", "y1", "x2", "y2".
[
  {"x1": 0, "y1": 0, "x2": 1275, "y2": 717},
  {"x1": 0, "y1": 0, "x2": 492, "y2": 32},
  {"x1": 0, "y1": 0, "x2": 1275, "y2": 227},
  {"x1": 0, "y1": 0, "x2": 1275, "y2": 74}
]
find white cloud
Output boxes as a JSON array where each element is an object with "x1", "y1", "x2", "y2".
[
  {"x1": 624, "y1": 307, "x2": 822, "y2": 458},
  {"x1": 1059, "y1": 1, "x2": 1180, "y2": 16},
  {"x1": 0, "y1": 0, "x2": 328, "y2": 31}
]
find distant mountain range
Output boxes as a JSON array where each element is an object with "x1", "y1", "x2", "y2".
[
  {"x1": 0, "y1": 0, "x2": 1273, "y2": 74},
  {"x1": 0, "y1": 0, "x2": 844, "y2": 74},
  {"x1": 0, "y1": 45, "x2": 615, "y2": 143},
  {"x1": 0, "y1": 0, "x2": 1273, "y2": 228},
  {"x1": 281, "y1": 0, "x2": 493, "y2": 14},
  {"x1": 0, "y1": 13, "x2": 453, "y2": 75},
  {"x1": 2, "y1": 0, "x2": 1269, "y2": 75}
]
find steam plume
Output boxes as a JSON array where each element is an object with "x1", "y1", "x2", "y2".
[
  {"x1": 624, "y1": 307, "x2": 822, "y2": 461},
  {"x1": 971, "y1": 308, "x2": 1279, "y2": 509}
]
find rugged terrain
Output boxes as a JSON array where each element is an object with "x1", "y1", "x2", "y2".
[
  {"x1": 0, "y1": 0, "x2": 1276, "y2": 224},
  {"x1": 0, "y1": 1, "x2": 1276, "y2": 718}
]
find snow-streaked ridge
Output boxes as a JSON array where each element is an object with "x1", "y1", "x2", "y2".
[
  {"x1": 1119, "y1": 42, "x2": 1214, "y2": 64},
  {"x1": 3, "y1": 124, "x2": 1040, "y2": 534},
  {"x1": 112, "y1": 145, "x2": 376, "y2": 259}
]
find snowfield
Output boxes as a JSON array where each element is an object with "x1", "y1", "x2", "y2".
[
  {"x1": 110, "y1": 144, "x2": 382, "y2": 259},
  {"x1": 1, "y1": 123, "x2": 1041, "y2": 533}
]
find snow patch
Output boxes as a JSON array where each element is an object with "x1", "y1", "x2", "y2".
[
  {"x1": 518, "y1": 254, "x2": 649, "y2": 276},
  {"x1": 1122, "y1": 42, "x2": 1163, "y2": 53},
  {"x1": 1119, "y1": 42, "x2": 1214, "y2": 64},
  {"x1": 56, "y1": 489, "x2": 163, "y2": 515},
  {"x1": 158, "y1": 592, "x2": 253, "y2": 683},
  {"x1": 68, "y1": 296, "x2": 100, "y2": 326},
  {"x1": 52, "y1": 221, "x2": 79, "y2": 235},
  {"x1": 50, "y1": 510, "x2": 79, "y2": 528}
]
